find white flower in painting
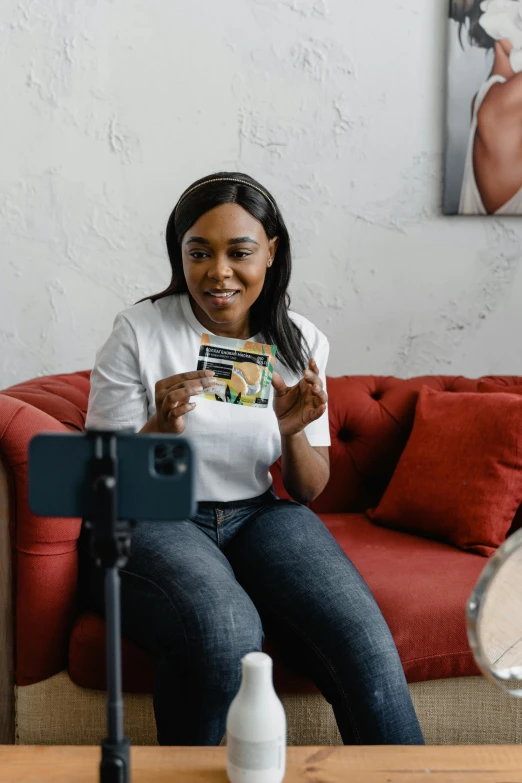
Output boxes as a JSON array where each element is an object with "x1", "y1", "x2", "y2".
[{"x1": 479, "y1": 0, "x2": 522, "y2": 70}]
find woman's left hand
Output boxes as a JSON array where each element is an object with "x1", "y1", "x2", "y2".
[{"x1": 272, "y1": 357, "x2": 328, "y2": 437}]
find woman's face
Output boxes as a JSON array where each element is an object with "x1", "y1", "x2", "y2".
[{"x1": 181, "y1": 202, "x2": 278, "y2": 339}]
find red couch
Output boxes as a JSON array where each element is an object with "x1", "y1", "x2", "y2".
[{"x1": 2, "y1": 370, "x2": 521, "y2": 745}]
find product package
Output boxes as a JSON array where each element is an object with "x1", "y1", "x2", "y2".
[{"x1": 197, "y1": 333, "x2": 277, "y2": 408}]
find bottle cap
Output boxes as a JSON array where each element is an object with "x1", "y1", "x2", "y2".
[{"x1": 242, "y1": 652, "x2": 272, "y2": 668}]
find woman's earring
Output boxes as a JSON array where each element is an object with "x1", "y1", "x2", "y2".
[{"x1": 267, "y1": 261, "x2": 272, "y2": 267}]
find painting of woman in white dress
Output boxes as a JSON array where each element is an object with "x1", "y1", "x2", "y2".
[{"x1": 445, "y1": 0, "x2": 522, "y2": 215}]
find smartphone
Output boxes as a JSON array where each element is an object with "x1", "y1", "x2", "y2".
[{"x1": 29, "y1": 431, "x2": 195, "y2": 521}]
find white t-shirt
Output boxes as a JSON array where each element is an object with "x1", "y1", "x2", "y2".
[{"x1": 86, "y1": 294, "x2": 331, "y2": 502}]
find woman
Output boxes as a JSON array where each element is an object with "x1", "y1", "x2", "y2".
[
  {"x1": 79, "y1": 172, "x2": 424, "y2": 746},
  {"x1": 451, "y1": 0, "x2": 522, "y2": 214}
]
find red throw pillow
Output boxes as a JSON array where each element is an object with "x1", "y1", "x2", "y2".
[
  {"x1": 478, "y1": 381, "x2": 522, "y2": 534},
  {"x1": 366, "y1": 385, "x2": 522, "y2": 557}
]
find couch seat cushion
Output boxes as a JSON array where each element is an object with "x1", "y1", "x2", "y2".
[
  {"x1": 69, "y1": 513, "x2": 484, "y2": 693},
  {"x1": 322, "y1": 514, "x2": 483, "y2": 682}
]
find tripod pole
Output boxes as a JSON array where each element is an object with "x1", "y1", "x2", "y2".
[
  {"x1": 86, "y1": 434, "x2": 132, "y2": 783},
  {"x1": 101, "y1": 564, "x2": 130, "y2": 783},
  {"x1": 105, "y1": 566, "x2": 124, "y2": 743}
]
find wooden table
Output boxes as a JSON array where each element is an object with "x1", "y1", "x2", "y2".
[{"x1": 2, "y1": 745, "x2": 522, "y2": 782}]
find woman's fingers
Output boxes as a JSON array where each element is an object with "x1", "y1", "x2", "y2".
[
  {"x1": 156, "y1": 371, "x2": 215, "y2": 420},
  {"x1": 168, "y1": 401, "x2": 196, "y2": 419},
  {"x1": 161, "y1": 380, "x2": 211, "y2": 419},
  {"x1": 163, "y1": 390, "x2": 200, "y2": 411},
  {"x1": 304, "y1": 371, "x2": 323, "y2": 392},
  {"x1": 304, "y1": 357, "x2": 321, "y2": 386},
  {"x1": 164, "y1": 378, "x2": 214, "y2": 404},
  {"x1": 271, "y1": 370, "x2": 289, "y2": 395},
  {"x1": 164, "y1": 377, "x2": 215, "y2": 397},
  {"x1": 160, "y1": 369, "x2": 214, "y2": 389},
  {"x1": 313, "y1": 390, "x2": 328, "y2": 406},
  {"x1": 309, "y1": 403, "x2": 327, "y2": 421}
]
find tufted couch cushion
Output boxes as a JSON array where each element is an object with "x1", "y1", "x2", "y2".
[
  {"x1": 2, "y1": 371, "x2": 522, "y2": 690},
  {"x1": 479, "y1": 381, "x2": 522, "y2": 396}
]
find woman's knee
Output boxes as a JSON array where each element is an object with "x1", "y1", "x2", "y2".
[
  {"x1": 200, "y1": 592, "x2": 263, "y2": 654},
  {"x1": 190, "y1": 593, "x2": 264, "y2": 687},
  {"x1": 133, "y1": 573, "x2": 264, "y2": 677},
  {"x1": 87, "y1": 555, "x2": 264, "y2": 686}
]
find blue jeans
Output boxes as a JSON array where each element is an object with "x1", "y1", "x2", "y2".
[{"x1": 78, "y1": 487, "x2": 424, "y2": 746}]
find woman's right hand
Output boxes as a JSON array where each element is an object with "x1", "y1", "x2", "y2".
[{"x1": 140, "y1": 370, "x2": 215, "y2": 434}]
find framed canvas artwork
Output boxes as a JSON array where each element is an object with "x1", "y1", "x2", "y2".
[{"x1": 444, "y1": 0, "x2": 522, "y2": 215}]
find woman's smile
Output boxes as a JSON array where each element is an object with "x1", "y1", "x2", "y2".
[{"x1": 204, "y1": 289, "x2": 241, "y2": 308}]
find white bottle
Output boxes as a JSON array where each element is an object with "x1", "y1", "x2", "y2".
[{"x1": 226, "y1": 652, "x2": 286, "y2": 783}]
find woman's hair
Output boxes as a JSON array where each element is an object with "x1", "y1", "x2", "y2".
[
  {"x1": 449, "y1": 0, "x2": 495, "y2": 49},
  {"x1": 140, "y1": 172, "x2": 309, "y2": 375}
]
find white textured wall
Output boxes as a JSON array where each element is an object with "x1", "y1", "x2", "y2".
[{"x1": 1, "y1": 0, "x2": 522, "y2": 388}]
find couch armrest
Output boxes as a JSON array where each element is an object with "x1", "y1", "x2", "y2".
[
  {"x1": 0, "y1": 394, "x2": 82, "y2": 689},
  {"x1": 0, "y1": 457, "x2": 14, "y2": 743}
]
